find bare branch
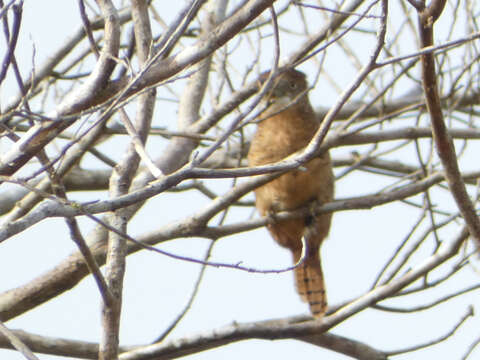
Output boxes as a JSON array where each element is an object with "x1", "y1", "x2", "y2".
[
  {"x1": 412, "y1": 0, "x2": 480, "y2": 247},
  {"x1": 385, "y1": 306, "x2": 473, "y2": 356},
  {"x1": 0, "y1": 320, "x2": 39, "y2": 360}
]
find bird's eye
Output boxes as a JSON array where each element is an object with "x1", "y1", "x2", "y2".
[{"x1": 290, "y1": 82, "x2": 297, "y2": 89}]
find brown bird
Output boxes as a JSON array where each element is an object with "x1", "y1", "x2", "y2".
[{"x1": 248, "y1": 69, "x2": 334, "y2": 318}]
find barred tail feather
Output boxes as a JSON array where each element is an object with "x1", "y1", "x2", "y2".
[{"x1": 293, "y1": 249, "x2": 327, "y2": 318}]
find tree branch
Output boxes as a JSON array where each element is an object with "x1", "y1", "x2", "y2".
[{"x1": 414, "y1": 0, "x2": 480, "y2": 248}]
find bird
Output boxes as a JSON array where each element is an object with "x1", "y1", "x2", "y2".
[{"x1": 248, "y1": 68, "x2": 334, "y2": 318}]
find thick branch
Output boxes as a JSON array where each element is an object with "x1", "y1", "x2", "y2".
[{"x1": 416, "y1": 0, "x2": 480, "y2": 247}]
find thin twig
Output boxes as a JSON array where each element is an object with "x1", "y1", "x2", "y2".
[
  {"x1": 0, "y1": 0, "x2": 22, "y2": 85},
  {"x1": 78, "y1": 0, "x2": 100, "y2": 57},
  {"x1": 385, "y1": 306, "x2": 473, "y2": 356},
  {"x1": 373, "y1": 284, "x2": 480, "y2": 313},
  {"x1": 153, "y1": 241, "x2": 216, "y2": 343}
]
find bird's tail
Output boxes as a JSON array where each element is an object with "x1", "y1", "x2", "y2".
[{"x1": 293, "y1": 247, "x2": 327, "y2": 318}]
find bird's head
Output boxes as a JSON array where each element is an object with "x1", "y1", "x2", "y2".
[{"x1": 258, "y1": 68, "x2": 309, "y2": 108}]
